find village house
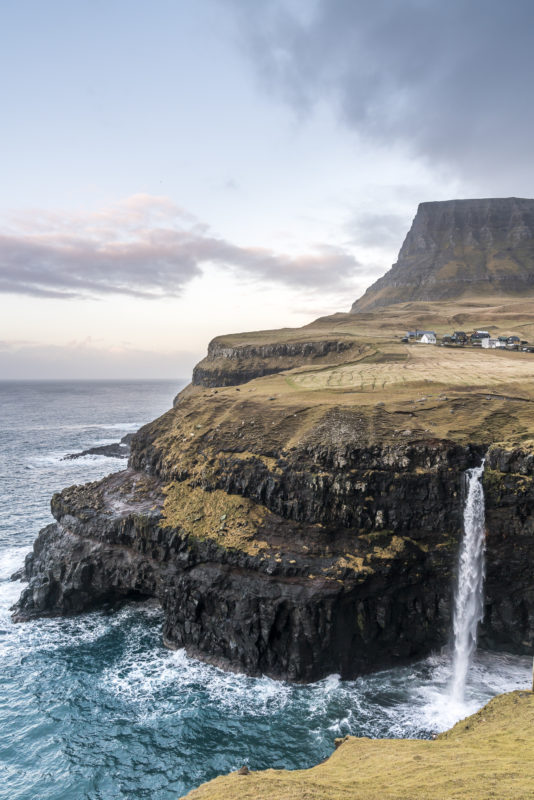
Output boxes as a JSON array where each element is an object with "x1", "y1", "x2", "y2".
[
  {"x1": 419, "y1": 331, "x2": 436, "y2": 344},
  {"x1": 482, "y1": 338, "x2": 506, "y2": 349}
]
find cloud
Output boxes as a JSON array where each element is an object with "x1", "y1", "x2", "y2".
[
  {"x1": 0, "y1": 337, "x2": 199, "y2": 380},
  {"x1": 345, "y1": 211, "x2": 410, "y2": 249},
  {"x1": 226, "y1": 0, "x2": 534, "y2": 187},
  {"x1": 0, "y1": 194, "x2": 361, "y2": 299}
]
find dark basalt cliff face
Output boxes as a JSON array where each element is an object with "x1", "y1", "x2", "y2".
[
  {"x1": 12, "y1": 436, "x2": 472, "y2": 681},
  {"x1": 482, "y1": 444, "x2": 534, "y2": 651},
  {"x1": 352, "y1": 198, "x2": 534, "y2": 312}
]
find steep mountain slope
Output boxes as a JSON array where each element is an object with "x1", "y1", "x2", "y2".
[{"x1": 352, "y1": 198, "x2": 534, "y2": 312}]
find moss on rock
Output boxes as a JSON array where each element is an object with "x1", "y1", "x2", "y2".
[{"x1": 161, "y1": 481, "x2": 270, "y2": 555}]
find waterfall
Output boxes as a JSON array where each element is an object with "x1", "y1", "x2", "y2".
[{"x1": 450, "y1": 462, "x2": 486, "y2": 703}]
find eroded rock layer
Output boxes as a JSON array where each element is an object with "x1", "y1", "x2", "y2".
[
  {"x1": 11, "y1": 445, "x2": 468, "y2": 681},
  {"x1": 482, "y1": 443, "x2": 534, "y2": 651},
  {"x1": 192, "y1": 335, "x2": 357, "y2": 388}
]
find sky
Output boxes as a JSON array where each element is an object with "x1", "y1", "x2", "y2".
[{"x1": 1, "y1": 0, "x2": 534, "y2": 379}]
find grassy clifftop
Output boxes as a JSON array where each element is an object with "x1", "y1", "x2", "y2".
[
  {"x1": 178, "y1": 297, "x2": 534, "y2": 450},
  {"x1": 182, "y1": 690, "x2": 534, "y2": 800}
]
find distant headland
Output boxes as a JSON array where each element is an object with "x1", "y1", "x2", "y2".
[{"x1": 352, "y1": 197, "x2": 534, "y2": 311}]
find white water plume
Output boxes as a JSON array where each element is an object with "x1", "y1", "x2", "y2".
[{"x1": 450, "y1": 462, "x2": 486, "y2": 703}]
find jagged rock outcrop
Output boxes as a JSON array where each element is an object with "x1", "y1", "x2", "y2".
[
  {"x1": 352, "y1": 198, "x2": 534, "y2": 312},
  {"x1": 63, "y1": 433, "x2": 133, "y2": 460}
]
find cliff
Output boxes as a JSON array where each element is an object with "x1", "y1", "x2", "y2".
[
  {"x1": 352, "y1": 198, "x2": 534, "y2": 312},
  {"x1": 11, "y1": 296, "x2": 534, "y2": 680},
  {"x1": 11, "y1": 427, "x2": 479, "y2": 681},
  {"x1": 181, "y1": 690, "x2": 534, "y2": 800}
]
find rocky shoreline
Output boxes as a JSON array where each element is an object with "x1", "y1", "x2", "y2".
[{"x1": 62, "y1": 432, "x2": 134, "y2": 460}]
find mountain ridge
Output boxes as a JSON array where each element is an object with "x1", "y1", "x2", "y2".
[{"x1": 352, "y1": 197, "x2": 534, "y2": 312}]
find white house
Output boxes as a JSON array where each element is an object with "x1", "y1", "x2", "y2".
[
  {"x1": 482, "y1": 338, "x2": 505, "y2": 349},
  {"x1": 419, "y1": 332, "x2": 436, "y2": 344}
]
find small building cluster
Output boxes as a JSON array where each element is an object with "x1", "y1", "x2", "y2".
[{"x1": 401, "y1": 329, "x2": 532, "y2": 351}]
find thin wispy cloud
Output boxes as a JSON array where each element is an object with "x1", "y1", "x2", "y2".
[
  {"x1": 345, "y1": 211, "x2": 410, "y2": 249},
  {"x1": 0, "y1": 194, "x2": 361, "y2": 299},
  {"x1": 0, "y1": 336, "x2": 199, "y2": 379}
]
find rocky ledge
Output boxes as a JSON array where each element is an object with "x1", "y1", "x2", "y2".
[{"x1": 63, "y1": 433, "x2": 134, "y2": 460}]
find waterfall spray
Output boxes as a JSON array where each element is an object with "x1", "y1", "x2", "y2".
[{"x1": 450, "y1": 462, "x2": 486, "y2": 703}]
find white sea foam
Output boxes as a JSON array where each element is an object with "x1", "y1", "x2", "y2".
[
  {"x1": 29, "y1": 451, "x2": 125, "y2": 468},
  {"x1": 11, "y1": 420, "x2": 141, "y2": 434},
  {"x1": 0, "y1": 546, "x2": 27, "y2": 584},
  {"x1": 86, "y1": 422, "x2": 141, "y2": 431},
  {"x1": 101, "y1": 640, "x2": 294, "y2": 720},
  {"x1": 66, "y1": 454, "x2": 125, "y2": 466},
  {"x1": 97, "y1": 611, "x2": 532, "y2": 739},
  {"x1": 390, "y1": 650, "x2": 531, "y2": 734}
]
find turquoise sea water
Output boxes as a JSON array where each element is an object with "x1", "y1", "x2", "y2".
[{"x1": 0, "y1": 380, "x2": 530, "y2": 800}]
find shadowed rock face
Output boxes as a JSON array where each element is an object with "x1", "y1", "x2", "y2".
[
  {"x1": 352, "y1": 198, "x2": 534, "y2": 312},
  {"x1": 482, "y1": 444, "x2": 534, "y2": 652}
]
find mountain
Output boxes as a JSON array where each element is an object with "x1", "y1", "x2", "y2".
[{"x1": 352, "y1": 197, "x2": 534, "y2": 312}]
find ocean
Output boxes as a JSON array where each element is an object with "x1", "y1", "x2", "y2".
[{"x1": 0, "y1": 380, "x2": 530, "y2": 799}]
